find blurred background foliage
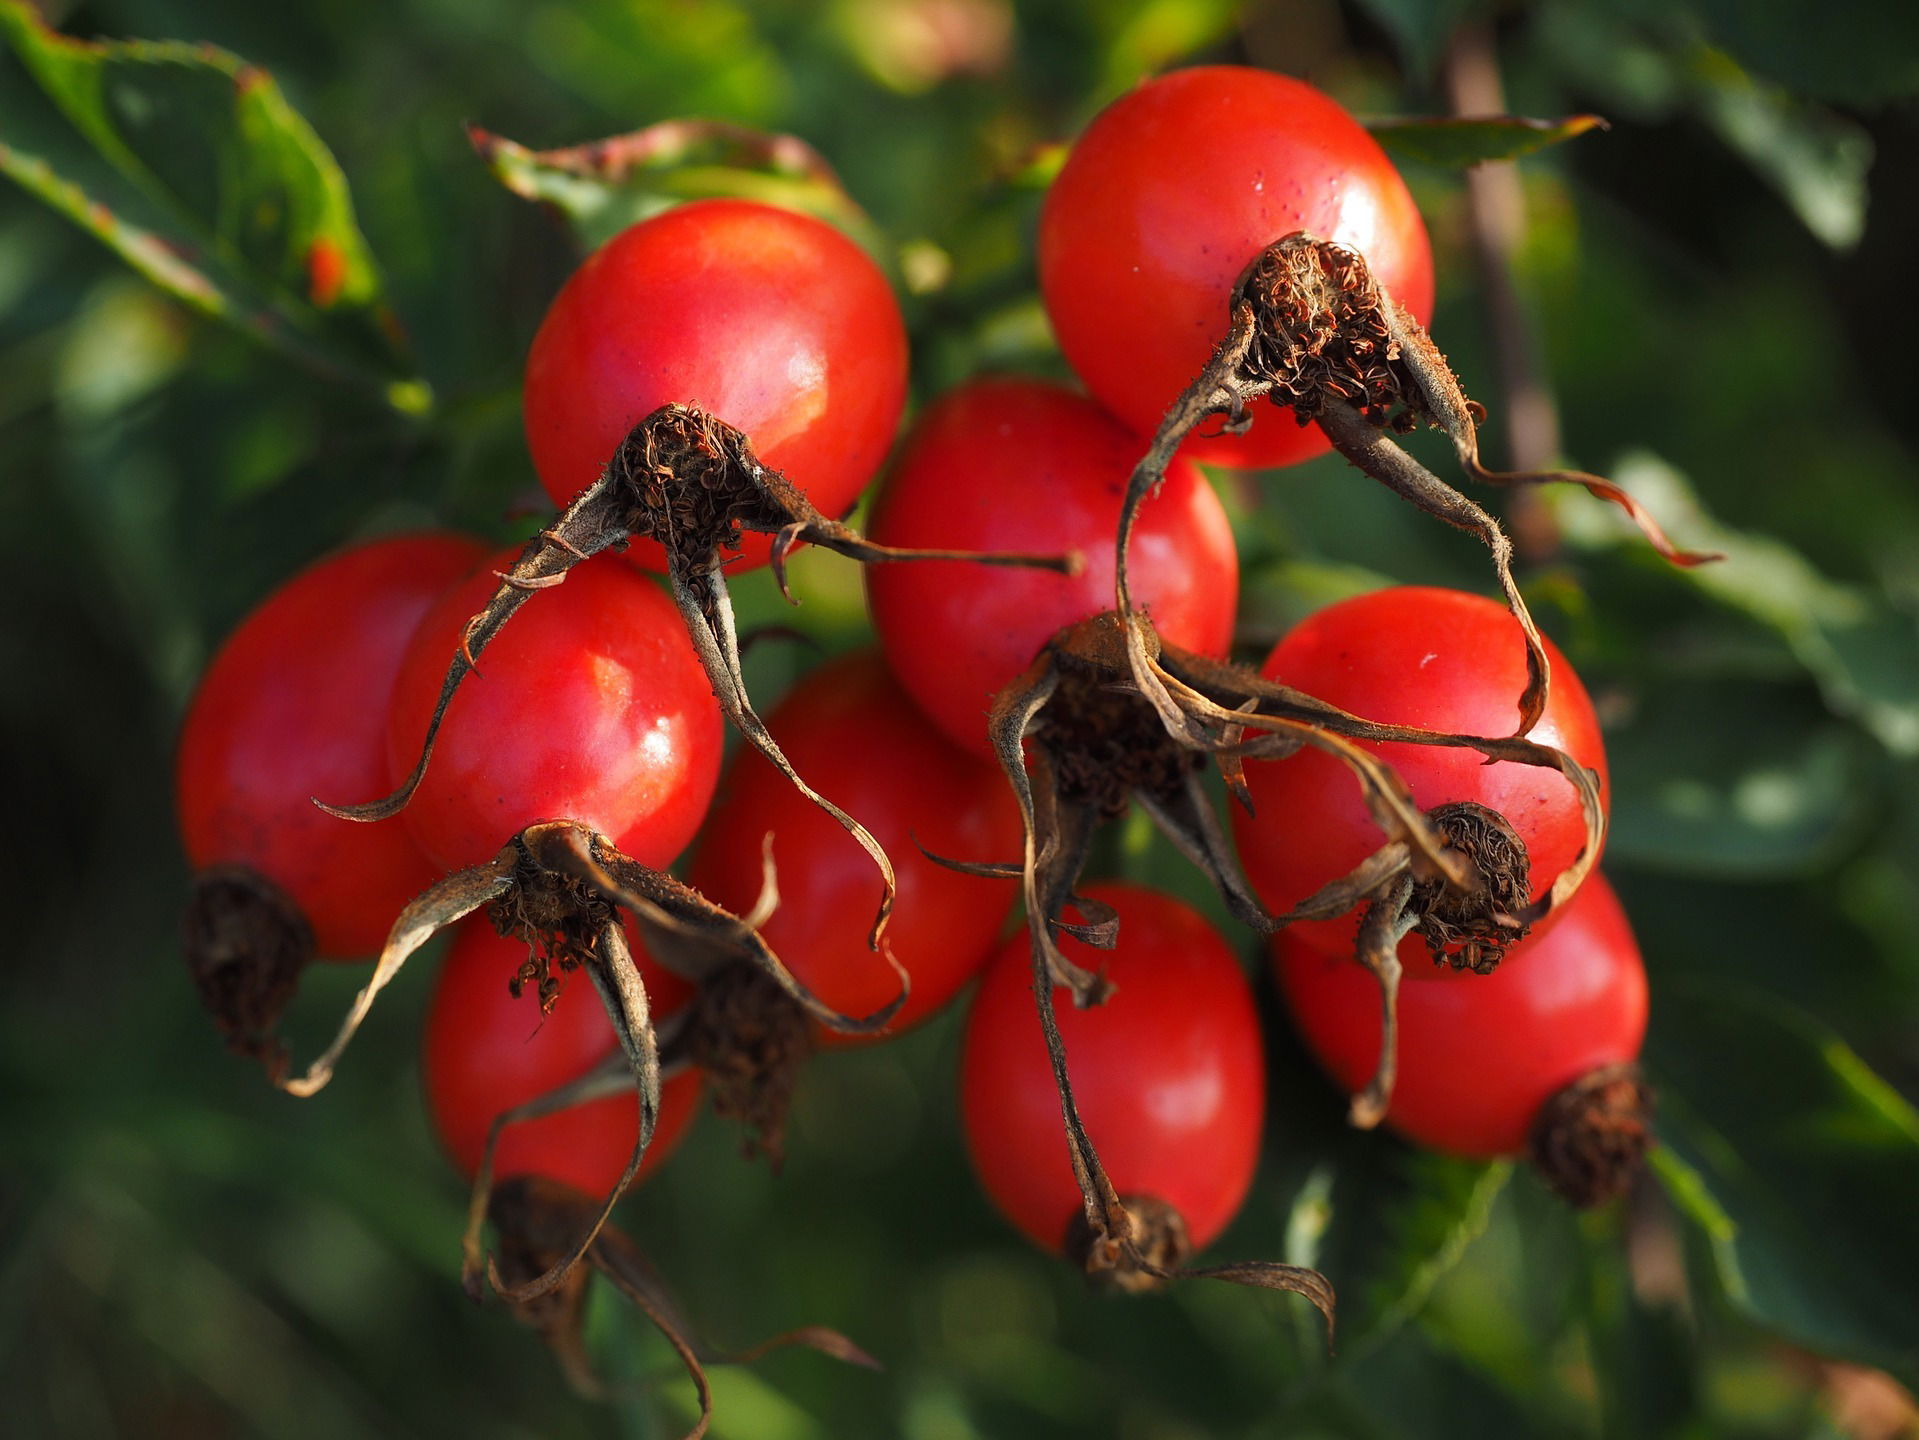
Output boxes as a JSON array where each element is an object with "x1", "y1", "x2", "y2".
[{"x1": 3, "y1": 0, "x2": 1918, "y2": 1435}]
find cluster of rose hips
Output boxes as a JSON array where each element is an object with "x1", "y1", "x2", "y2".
[{"x1": 174, "y1": 65, "x2": 1682, "y2": 1422}]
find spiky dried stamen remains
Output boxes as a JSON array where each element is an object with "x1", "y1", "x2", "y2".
[
  {"x1": 1113, "y1": 232, "x2": 1718, "y2": 743},
  {"x1": 678, "y1": 962, "x2": 814, "y2": 1168},
  {"x1": 487, "y1": 862, "x2": 616, "y2": 1011},
  {"x1": 182, "y1": 865, "x2": 313, "y2": 1076},
  {"x1": 271, "y1": 818, "x2": 904, "y2": 1307},
  {"x1": 1528, "y1": 1062, "x2": 1654, "y2": 1209},
  {"x1": 926, "y1": 615, "x2": 1286, "y2": 1015},
  {"x1": 488, "y1": 1175, "x2": 880, "y2": 1428},
  {"x1": 1032, "y1": 649, "x2": 1204, "y2": 820},
  {"x1": 945, "y1": 611, "x2": 1605, "y2": 1148},
  {"x1": 927, "y1": 610, "x2": 1598, "y2": 1338},
  {"x1": 322, "y1": 404, "x2": 1081, "y2": 953},
  {"x1": 1410, "y1": 801, "x2": 1532, "y2": 974}
]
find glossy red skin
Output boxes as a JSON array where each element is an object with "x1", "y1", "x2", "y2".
[
  {"x1": 865, "y1": 377, "x2": 1238, "y2": 759},
  {"x1": 177, "y1": 533, "x2": 486, "y2": 958},
  {"x1": 689, "y1": 651, "x2": 1022, "y2": 1042},
  {"x1": 1232, "y1": 587, "x2": 1609, "y2": 975},
  {"x1": 386, "y1": 550, "x2": 723, "y2": 874},
  {"x1": 424, "y1": 918, "x2": 700, "y2": 1193},
  {"x1": 960, "y1": 883, "x2": 1264, "y2": 1255},
  {"x1": 522, "y1": 198, "x2": 909, "y2": 572},
  {"x1": 1040, "y1": 66, "x2": 1433, "y2": 472},
  {"x1": 1275, "y1": 871, "x2": 1647, "y2": 1156}
]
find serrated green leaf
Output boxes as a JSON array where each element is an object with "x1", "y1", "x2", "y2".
[
  {"x1": 0, "y1": 0, "x2": 422, "y2": 407},
  {"x1": 467, "y1": 121, "x2": 884, "y2": 260},
  {"x1": 1649, "y1": 980, "x2": 1919, "y2": 1384},
  {"x1": 1370, "y1": 113, "x2": 1609, "y2": 168}
]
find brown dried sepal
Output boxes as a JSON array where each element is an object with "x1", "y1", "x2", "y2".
[
  {"x1": 272, "y1": 819, "x2": 904, "y2": 1309},
  {"x1": 678, "y1": 962, "x2": 815, "y2": 1168},
  {"x1": 1410, "y1": 801, "x2": 1532, "y2": 974},
  {"x1": 1528, "y1": 1061, "x2": 1654, "y2": 1209},
  {"x1": 1114, "y1": 232, "x2": 1716, "y2": 747},
  {"x1": 323, "y1": 404, "x2": 1079, "y2": 954},
  {"x1": 1065, "y1": 1193, "x2": 1191, "y2": 1295},
  {"x1": 182, "y1": 865, "x2": 314, "y2": 1076},
  {"x1": 488, "y1": 1175, "x2": 880, "y2": 1428}
]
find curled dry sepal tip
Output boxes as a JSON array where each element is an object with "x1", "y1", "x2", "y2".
[
  {"x1": 319, "y1": 404, "x2": 1079, "y2": 950},
  {"x1": 938, "y1": 609, "x2": 1603, "y2": 1130},
  {"x1": 1113, "y1": 232, "x2": 1719, "y2": 741},
  {"x1": 271, "y1": 819, "x2": 905, "y2": 1305},
  {"x1": 490, "y1": 1175, "x2": 880, "y2": 1435}
]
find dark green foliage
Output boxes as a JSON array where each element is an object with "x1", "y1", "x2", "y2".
[{"x1": 2, "y1": 0, "x2": 1914, "y2": 1435}]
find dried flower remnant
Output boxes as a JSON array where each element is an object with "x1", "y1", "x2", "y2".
[
  {"x1": 936, "y1": 608, "x2": 1603, "y2": 1293},
  {"x1": 489, "y1": 1175, "x2": 879, "y2": 1432},
  {"x1": 274, "y1": 819, "x2": 904, "y2": 1304},
  {"x1": 325, "y1": 405, "x2": 1077, "y2": 947},
  {"x1": 1114, "y1": 233, "x2": 1717, "y2": 738}
]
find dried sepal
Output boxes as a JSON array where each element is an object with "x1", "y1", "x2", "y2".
[
  {"x1": 276, "y1": 853, "x2": 516, "y2": 1098},
  {"x1": 277, "y1": 818, "x2": 903, "y2": 1302},
  {"x1": 1139, "y1": 625, "x2": 1608, "y2": 942},
  {"x1": 323, "y1": 403, "x2": 1076, "y2": 951},
  {"x1": 676, "y1": 962, "x2": 814, "y2": 1167},
  {"x1": 1030, "y1": 942, "x2": 1337, "y2": 1340},
  {"x1": 488, "y1": 1175, "x2": 879, "y2": 1432},
  {"x1": 1113, "y1": 231, "x2": 1715, "y2": 741},
  {"x1": 944, "y1": 608, "x2": 1607, "y2": 1153},
  {"x1": 1528, "y1": 1062, "x2": 1654, "y2": 1208},
  {"x1": 1345, "y1": 875, "x2": 1416, "y2": 1130},
  {"x1": 181, "y1": 864, "x2": 313, "y2": 1077},
  {"x1": 485, "y1": 911, "x2": 667, "y2": 1305}
]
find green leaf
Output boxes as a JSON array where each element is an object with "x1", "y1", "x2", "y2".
[
  {"x1": 1349, "y1": 0, "x2": 1484, "y2": 80},
  {"x1": 1649, "y1": 980, "x2": 1919, "y2": 1383},
  {"x1": 1287, "y1": 1142, "x2": 1511, "y2": 1358},
  {"x1": 0, "y1": 0, "x2": 424, "y2": 409},
  {"x1": 1689, "y1": 50, "x2": 1873, "y2": 252},
  {"x1": 1552, "y1": 454, "x2": 1919, "y2": 759},
  {"x1": 467, "y1": 121, "x2": 885, "y2": 260},
  {"x1": 1370, "y1": 113, "x2": 1609, "y2": 168},
  {"x1": 1688, "y1": 0, "x2": 1919, "y2": 105},
  {"x1": 1606, "y1": 679, "x2": 1885, "y2": 878}
]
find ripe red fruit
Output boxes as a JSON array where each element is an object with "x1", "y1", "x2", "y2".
[
  {"x1": 1232, "y1": 586, "x2": 1608, "y2": 971},
  {"x1": 1039, "y1": 66, "x2": 1433, "y2": 471},
  {"x1": 522, "y1": 198, "x2": 909, "y2": 572},
  {"x1": 384, "y1": 550, "x2": 723, "y2": 874},
  {"x1": 865, "y1": 377, "x2": 1238, "y2": 759},
  {"x1": 424, "y1": 918, "x2": 700, "y2": 1195},
  {"x1": 688, "y1": 650, "x2": 1022, "y2": 1039},
  {"x1": 177, "y1": 532, "x2": 485, "y2": 957},
  {"x1": 1274, "y1": 871, "x2": 1647, "y2": 1159},
  {"x1": 960, "y1": 883, "x2": 1264, "y2": 1255}
]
